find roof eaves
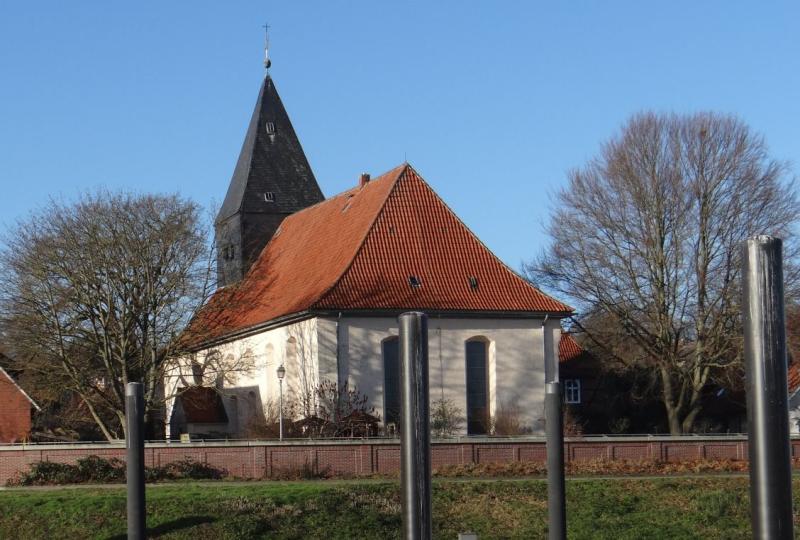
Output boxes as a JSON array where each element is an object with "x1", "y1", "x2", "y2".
[
  {"x1": 185, "y1": 310, "x2": 316, "y2": 352},
  {"x1": 312, "y1": 308, "x2": 572, "y2": 319}
]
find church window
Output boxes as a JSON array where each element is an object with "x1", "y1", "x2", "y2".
[
  {"x1": 465, "y1": 338, "x2": 489, "y2": 435},
  {"x1": 265, "y1": 122, "x2": 275, "y2": 134},
  {"x1": 383, "y1": 337, "x2": 401, "y2": 429},
  {"x1": 263, "y1": 192, "x2": 275, "y2": 203},
  {"x1": 223, "y1": 245, "x2": 235, "y2": 260}
]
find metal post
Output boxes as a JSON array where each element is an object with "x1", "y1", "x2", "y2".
[
  {"x1": 125, "y1": 382, "x2": 146, "y2": 540},
  {"x1": 279, "y1": 379, "x2": 284, "y2": 441},
  {"x1": 742, "y1": 235, "x2": 794, "y2": 540},
  {"x1": 399, "y1": 312, "x2": 432, "y2": 540},
  {"x1": 546, "y1": 382, "x2": 566, "y2": 540}
]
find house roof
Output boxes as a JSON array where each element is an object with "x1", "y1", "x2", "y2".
[
  {"x1": 789, "y1": 362, "x2": 800, "y2": 394},
  {"x1": 177, "y1": 387, "x2": 229, "y2": 424},
  {"x1": 189, "y1": 164, "x2": 572, "y2": 346},
  {"x1": 559, "y1": 333, "x2": 585, "y2": 364},
  {"x1": 0, "y1": 365, "x2": 41, "y2": 411}
]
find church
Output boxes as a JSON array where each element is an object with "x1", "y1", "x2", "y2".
[{"x1": 165, "y1": 64, "x2": 573, "y2": 439}]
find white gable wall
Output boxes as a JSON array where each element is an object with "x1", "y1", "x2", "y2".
[{"x1": 165, "y1": 318, "x2": 319, "y2": 439}]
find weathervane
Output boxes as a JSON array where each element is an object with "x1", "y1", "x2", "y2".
[{"x1": 263, "y1": 23, "x2": 272, "y2": 72}]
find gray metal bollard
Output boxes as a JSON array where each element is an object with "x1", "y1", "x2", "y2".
[
  {"x1": 399, "y1": 312, "x2": 432, "y2": 540},
  {"x1": 545, "y1": 382, "x2": 566, "y2": 540},
  {"x1": 125, "y1": 382, "x2": 146, "y2": 540},
  {"x1": 742, "y1": 236, "x2": 793, "y2": 539}
]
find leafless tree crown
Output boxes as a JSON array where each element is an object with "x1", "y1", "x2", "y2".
[
  {"x1": 528, "y1": 111, "x2": 798, "y2": 434},
  {"x1": 0, "y1": 192, "x2": 215, "y2": 440}
]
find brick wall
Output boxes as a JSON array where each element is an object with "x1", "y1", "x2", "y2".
[
  {"x1": 3, "y1": 436, "x2": 800, "y2": 485},
  {"x1": 0, "y1": 374, "x2": 32, "y2": 444}
]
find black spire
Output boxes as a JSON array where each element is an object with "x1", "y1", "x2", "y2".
[{"x1": 215, "y1": 75, "x2": 324, "y2": 286}]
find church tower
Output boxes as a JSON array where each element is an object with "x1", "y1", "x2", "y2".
[{"x1": 215, "y1": 73, "x2": 324, "y2": 286}]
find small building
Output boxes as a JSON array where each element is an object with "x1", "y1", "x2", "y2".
[
  {"x1": 788, "y1": 362, "x2": 800, "y2": 434},
  {"x1": 0, "y1": 363, "x2": 40, "y2": 443},
  {"x1": 168, "y1": 386, "x2": 232, "y2": 440}
]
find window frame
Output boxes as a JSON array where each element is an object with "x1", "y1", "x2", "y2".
[
  {"x1": 564, "y1": 378, "x2": 581, "y2": 404},
  {"x1": 465, "y1": 337, "x2": 490, "y2": 435}
]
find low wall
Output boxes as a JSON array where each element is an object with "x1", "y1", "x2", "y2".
[{"x1": 2, "y1": 436, "x2": 799, "y2": 484}]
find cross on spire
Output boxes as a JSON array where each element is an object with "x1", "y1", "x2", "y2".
[{"x1": 263, "y1": 23, "x2": 272, "y2": 71}]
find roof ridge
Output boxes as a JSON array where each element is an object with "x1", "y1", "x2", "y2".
[
  {"x1": 400, "y1": 168, "x2": 573, "y2": 313},
  {"x1": 312, "y1": 164, "x2": 409, "y2": 308}
]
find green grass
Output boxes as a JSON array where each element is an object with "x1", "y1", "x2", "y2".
[{"x1": 0, "y1": 477, "x2": 791, "y2": 539}]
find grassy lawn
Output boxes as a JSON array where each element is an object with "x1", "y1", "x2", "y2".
[{"x1": 0, "y1": 477, "x2": 788, "y2": 539}]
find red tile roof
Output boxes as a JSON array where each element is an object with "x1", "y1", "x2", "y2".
[
  {"x1": 789, "y1": 362, "x2": 800, "y2": 394},
  {"x1": 189, "y1": 164, "x2": 572, "y2": 345},
  {"x1": 559, "y1": 333, "x2": 584, "y2": 364}
]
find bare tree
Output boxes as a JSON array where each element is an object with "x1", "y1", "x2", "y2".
[
  {"x1": 0, "y1": 192, "x2": 216, "y2": 440},
  {"x1": 528, "y1": 112, "x2": 799, "y2": 434}
]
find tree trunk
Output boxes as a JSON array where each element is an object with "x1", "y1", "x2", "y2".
[
  {"x1": 665, "y1": 406, "x2": 682, "y2": 435},
  {"x1": 82, "y1": 397, "x2": 117, "y2": 442}
]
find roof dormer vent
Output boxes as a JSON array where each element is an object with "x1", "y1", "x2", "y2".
[
  {"x1": 359, "y1": 173, "x2": 370, "y2": 188},
  {"x1": 408, "y1": 276, "x2": 421, "y2": 288},
  {"x1": 469, "y1": 276, "x2": 479, "y2": 290}
]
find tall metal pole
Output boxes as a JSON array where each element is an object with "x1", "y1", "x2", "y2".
[
  {"x1": 546, "y1": 382, "x2": 566, "y2": 540},
  {"x1": 742, "y1": 235, "x2": 794, "y2": 540},
  {"x1": 279, "y1": 379, "x2": 284, "y2": 441},
  {"x1": 399, "y1": 312, "x2": 432, "y2": 540},
  {"x1": 125, "y1": 382, "x2": 146, "y2": 540}
]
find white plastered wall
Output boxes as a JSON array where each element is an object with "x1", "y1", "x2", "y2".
[
  {"x1": 328, "y1": 315, "x2": 560, "y2": 435},
  {"x1": 164, "y1": 318, "x2": 319, "y2": 438},
  {"x1": 166, "y1": 314, "x2": 561, "y2": 437}
]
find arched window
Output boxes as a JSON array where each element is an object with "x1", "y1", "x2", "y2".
[
  {"x1": 383, "y1": 337, "x2": 401, "y2": 428},
  {"x1": 465, "y1": 338, "x2": 489, "y2": 435}
]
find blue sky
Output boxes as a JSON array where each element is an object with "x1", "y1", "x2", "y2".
[{"x1": 1, "y1": 2, "x2": 798, "y2": 270}]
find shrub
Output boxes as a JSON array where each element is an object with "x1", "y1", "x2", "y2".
[
  {"x1": 430, "y1": 399, "x2": 465, "y2": 438},
  {"x1": 75, "y1": 455, "x2": 126, "y2": 483},
  {"x1": 491, "y1": 399, "x2": 532, "y2": 436},
  {"x1": 12, "y1": 461, "x2": 83, "y2": 486},
  {"x1": 9, "y1": 455, "x2": 224, "y2": 486},
  {"x1": 563, "y1": 407, "x2": 584, "y2": 436},
  {"x1": 146, "y1": 458, "x2": 225, "y2": 482}
]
